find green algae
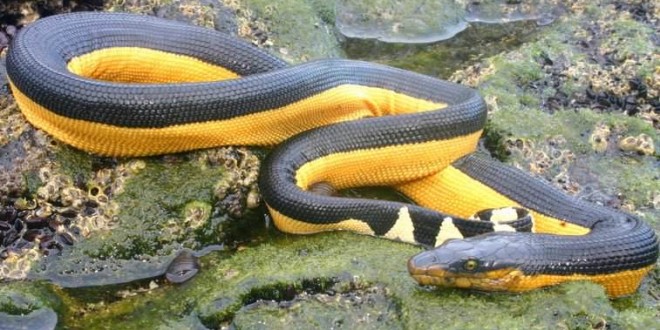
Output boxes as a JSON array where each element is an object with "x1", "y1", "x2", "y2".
[
  {"x1": 25, "y1": 155, "x2": 263, "y2": 289},
  {"x1": 2, "y1": 0, "x2": 659, "y2": 328},
  {"x1": 52, "y1": 145, "x2": 94, "y2": 185},
  {"x1": 77, "y1": 159, "x2": 226, "y2": 259},
  {"x1": 603, "y1": 17, "x2": 656, "y2": 61},
  {"x1": 307, "y1": 0, "x2": 335, "y2": 25},
  {"x1": 0, "y1": 283, "x2": 60, "y2": 329},
  {"x1": 236, "y1": 0, "x2": 344, "y2": 61},
  {"x1": 0, "y1": 281, "x2": 62, "y2": 316},
  {"x1": 232, "y1": 284, "x2": 403, "y2": 329},
  {"x1": 487, "y1": 108, "x2": 658, "y2": 156},
  {"x1": 51, "y1": 232, "x2": 657, "y2": 329}
]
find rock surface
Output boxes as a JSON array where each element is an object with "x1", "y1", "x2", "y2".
[{"x1": 0, "y1": 0, "x2": 658, "y2": 329}]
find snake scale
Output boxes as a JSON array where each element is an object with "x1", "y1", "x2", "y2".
[{"x1": 6, "y1": 12, "x2": 658, "y2": 297}]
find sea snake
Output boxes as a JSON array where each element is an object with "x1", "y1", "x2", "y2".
[{"x1": 5, "y1": 12, "x2": 658, "y2": 297}]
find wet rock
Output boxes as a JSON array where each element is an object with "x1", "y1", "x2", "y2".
[
  {"x1": 0, "y1": 307, "x2": 58, "y2": 330},
  {"x1": 337, "y1": 0, "x2": 564, "y2": 43},
  {"x1": 0, "y1": 0, "x2": 658, "y2": 328}
]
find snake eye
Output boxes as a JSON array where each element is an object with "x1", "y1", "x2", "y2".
[{"x1": 463, "y1": 259, "x2": 479, "y2": 272}]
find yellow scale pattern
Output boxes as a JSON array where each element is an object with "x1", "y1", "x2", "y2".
[
  {"x1": 13, "y1": 47, "x2": 445, "y2": 156},
  {"x1": 415, "y1": 264, "x2": 654, "y2": 297},
  {"x1": 14, "y1": 45, "x2": 647, "y2": 298},
  {"x1": 397, "y1": 166, "x2": 590, "y2": 235}
]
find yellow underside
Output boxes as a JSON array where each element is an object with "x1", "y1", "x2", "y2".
[
  {"x1": 12, "y1": 46, "x2": 592, "y2": 237},
  {"x1": 295, "y1": 131, "x2": 482, "y2": 191},
  {"x1": 515, "y1": 265, "x2": 654, "y2": 298},
  {"x1": 416, "y1": 264, "x2": 653, "y2": 298},
  {"x1": 14, "y1": 45, "x2": 641, "y2": 296},
  {"x1": 268, "y1": 207, "x2": 377, "y2": 237},
  {"x1": 272, "y1": 130, "x2": 480, "y2": 240},
  {"x1": 67, "y1": 47, "x2": 241, "y2": 83},
  {"x1": 397, "y1": 166, "x2": 590, "y2": 235}
]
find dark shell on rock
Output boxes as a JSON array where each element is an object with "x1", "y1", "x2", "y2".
[
  {"x1": 25, "y1": 217, "x2": 49, "y2": 229},
  {"x1": 165, "y1": 250, "x2": 200, "y2": 284},
  {"x1": 0, "y1": 206, "x2": 18, "y2": 222}
]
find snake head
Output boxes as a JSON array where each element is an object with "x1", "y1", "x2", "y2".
[{"x1": 408, "y1": 233, "x2": 532, "y2": 292}]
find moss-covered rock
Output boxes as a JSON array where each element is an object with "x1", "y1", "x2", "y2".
[{"x1": 0, "y1": 0, "x2": 658, "y2": 328}]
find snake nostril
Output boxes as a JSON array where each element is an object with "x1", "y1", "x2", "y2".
[{"x1": 408, "y1": 251, "x2": 437, "y2": 271}]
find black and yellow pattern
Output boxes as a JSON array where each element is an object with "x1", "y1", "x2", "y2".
[{"x1": 6, "y1": 12, "x2": 658, "y2": 297}]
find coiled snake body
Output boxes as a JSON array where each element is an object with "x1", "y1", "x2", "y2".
[{"x1": 6, "y1": 12, "x2": 658, "y2": 297}]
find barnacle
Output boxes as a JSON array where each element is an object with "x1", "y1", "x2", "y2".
[
  {"x1": 14, "y1": 198, "x2": 37, "y2": 210},
  {"x1": 0, "y1": 171, "x2": 26, "y2": 203},
  {"x1": 183, "y1": 201, "x2": 212, "y2": 229},
  {"x1": 202, "y1": 147, "x2": 261, "y2": 217},
  {"x1": 618, "y1": 133, "x2": 654, "y2": 155},
  {"x1": 1, "y1": 156, "x2": 139, "y2": 281},
  {"x1": 246, "y1": 186, "x2": 261, "y2": 209},
  {"x1": 0, "y1": 243, "x2": 40, "y2": 280},
  {"x1": 589, "y1": 123, "x2": 611, "y2": 152}
]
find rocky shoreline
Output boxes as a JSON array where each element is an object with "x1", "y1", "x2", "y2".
[{"x1": 0, "y1": 0, "x2": 658, "y2": 328}]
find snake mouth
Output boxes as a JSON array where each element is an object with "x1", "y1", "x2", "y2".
[
  {"x1": 409, "y1": 267, "x2": 521, "y2": 291},
  {"x1": 408, "y1": 254, "x2": 521, "y2": 290}
]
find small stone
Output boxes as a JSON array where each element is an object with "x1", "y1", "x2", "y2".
[
  {"x1": 0, "y1": 32, "x2": 8, "y2": 48},
  {"x1": 5, "y1": 25, "x2": 16, "y2": 37}
]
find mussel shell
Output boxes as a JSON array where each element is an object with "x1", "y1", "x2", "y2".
[{"x1": 165, "y1": 250, "x2": 200, "y2": 284}]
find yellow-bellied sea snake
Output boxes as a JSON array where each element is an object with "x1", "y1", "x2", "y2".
[{"x1": 5, "y1": 12, "x2": 658, "y2": 297}]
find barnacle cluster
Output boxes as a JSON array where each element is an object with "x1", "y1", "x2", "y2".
[
  {"x1": 107, "y1": 0, "x2": 219, "y2": 29},
  {"x1": 450, "y1": 62, "x2": 497, "y2": 91},
  {"x1": 198, "y1": 147, "x2": 261, "y2": 218},
  {"x1": 450, "y1": 2, "x2": 658, "y2": 126},
  {"x1": 0, "y1": 0, "x2": 104, "y2": 28},
  {"x1": 560, "y1": 4, "x2": 657, "y2": 123},
  {"x1": 183, "y1": 201, "x2": 212, "y2": 229},
  {"x1": 502, "y1": 135, "x2": 578, "y2": 194},
  {"x1": 0, "y1": 101, "x2": 29, "y2": 149},
  {"x1": 0, "y1": 105, "x2": 47, "y2": 279},
  {"x1": 0, "y1": 171, "x2": 25, "y2": 205},
  {"x1": 617, "y1": 133, "x2": 654, "y2": 155},
  {"x1": 0, "y1": 240, "x2": 40, "y2": 279},
  {"x1": 589, "y1": 123, "x2": 655, "y2": 156},
  {"x1": 0, "y1": 159, "x2": 145, "y2": 280},
  {"x1": 220, "y1": 0, "x2": 274, "y2": 48}
]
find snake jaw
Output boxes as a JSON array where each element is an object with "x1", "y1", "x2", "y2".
[
  {"x1": 408, "y1": 236, "x2": 526, "y2": 291},
  {"x1": 408, "y1": 259, "x2": 522, "y2": 291}
]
